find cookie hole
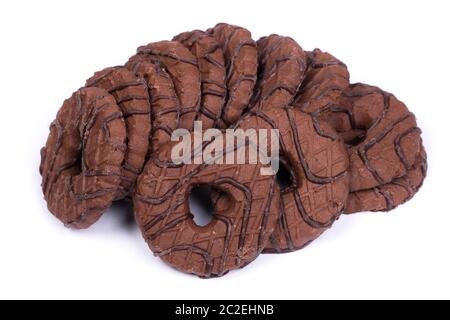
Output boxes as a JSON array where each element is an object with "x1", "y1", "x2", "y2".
[
  {"x1": 276, "y1": 160, "x2": 294, "y2": 192},
  {"x1": 189, "y1": 184, "x2": 215, "y2": 227}
]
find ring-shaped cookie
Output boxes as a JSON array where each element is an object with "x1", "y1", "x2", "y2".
[
  {"x1": 40, "y1": 87, "x2": 126, "y2": 228},
  {"x1": 134, "y1": 134, "x2": 280, "y2": 277},
  {"x1": 235, "y1": 107, "x2": 349, "y2": 253}
]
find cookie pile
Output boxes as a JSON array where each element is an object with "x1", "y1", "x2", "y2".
[{"x1": 40, "y1": 23, "x2": 427, "y2": 278}]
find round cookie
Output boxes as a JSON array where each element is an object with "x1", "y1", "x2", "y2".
[
  {"x1": 173, "y1": 30, "x2": 227, "y2": 129},
  {"x1": 317, "y1": 83, "x2": 424, "y2": 193},
  {"x1": 250, "y1": 34, "x2": 308, "y2": 111},
  {"x1": 86, "y1": 67, "x2": 151, "y2": 199},
  {"x1": 293, "y1": 52, "x2": 426, "y2": 212},
  {"x1": 128, "y1": 41, "x2": 201, "y2": 131},
  {"x1": 126, "y1": 59, "x2": 180, "y2": 149},
  {"x1": 207, "y1": 23, "x2": 258, "y2": 125},
  {"x1": 291, "y1": 49, "x2": 352, "y2": 145},
  {"x1": 235, "y1": 107, "x2": 350, "y2": 254},
  {"x1": 40, "y1": 87, "x2": 126, "y2": 229},
  {"x1": 134, "y1": 134, "x2": 280, "y2": 278}
]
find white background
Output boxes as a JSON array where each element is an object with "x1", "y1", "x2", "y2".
[{"x1": 0, "y1": 0, "x2": 449, "y2": 300}]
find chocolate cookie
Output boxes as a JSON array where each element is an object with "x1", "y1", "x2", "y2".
[
  {"x1": 289, "y1": 49, "x2": 352, "y2": 146},
  {"x1": 128, "y1": 41, "x2": 201, "y2": 131},
  {"x1": 207, "y1": 23, "x2": 258, "y2": 125},
  {"x1": 86, "y1": 67, "x2": 151, "y2": 199},
  {"x1": 133, "y1": 135, "x2": 280, "y2": 278},
  {"x1": 317, "y1": 83, "x2": 424, "y2": 193},
  {"x1": 293, "y1": 49, "x2": 350, "y2": 114},
  {"x1": 293, "y1": 55, "x2": 426, "y2": 212},
  {"x1": 126, "y1": 59, "x2": 180, "y2": 149},
  {"x1": 40, "y1": 87, "x2": 126, "y2": 229},
  {"x1": 235, "y1": 107, "x2": 349, "y2": 253},
  {"x1": 345, "y1": 146, "x2": 427, "y2": 213},
  {"x1": 250, "y1": 35, "x2": 308, "y2": 111},
  {"x1": 173, "y1": 30, "x2": 227, "y2": 129}
]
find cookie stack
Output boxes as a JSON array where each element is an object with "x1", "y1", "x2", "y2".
[{"x1": 40, "y1": 23, "x2": 427, "y2": 278}]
